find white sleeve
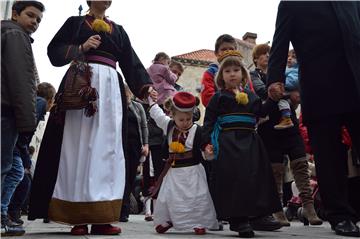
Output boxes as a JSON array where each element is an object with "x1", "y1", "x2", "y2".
[{"x1": 149, "y1": 104, "x2": 171, "y2": 134}]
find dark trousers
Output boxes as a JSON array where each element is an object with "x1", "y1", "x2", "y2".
[
  {"x1": 307, "y1": 112, "x2": 360, "y2": 225},
  {"x1": 121, "y1": 141, "x2": 141, "y2": 218},
  {"x1": 142, "y1": 145, "x2": 165, "y2": 198}
]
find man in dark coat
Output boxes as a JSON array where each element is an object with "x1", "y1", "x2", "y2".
[{"x1": 267, "y1": 1, "x2": 360, "y2": 237}]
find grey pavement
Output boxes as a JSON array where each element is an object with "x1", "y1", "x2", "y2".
[{"x1": 8, "y1": 215, "x2": 358, "y2": 239}]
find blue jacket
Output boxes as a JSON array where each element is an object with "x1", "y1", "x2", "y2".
[{"x1": 285, "y1": 64, "x2": 299, "y2": 91}]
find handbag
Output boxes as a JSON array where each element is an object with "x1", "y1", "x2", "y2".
[{"x1": 57, "y1": 56, "x2": 98, "y2": 117}]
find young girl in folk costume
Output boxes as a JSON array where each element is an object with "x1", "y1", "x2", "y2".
[
  {"x1": 147, "y1": 91, "x2": 218, "y2": 235},
  {"x1": 202, "y1": 50, "x2": 282, "y2": 238}
]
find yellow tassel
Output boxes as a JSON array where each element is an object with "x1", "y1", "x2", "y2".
[
  {"x1": 92, "y1": 19, "x2": 111, "y2": 33},
  {"x1": 169, "y1": 141, "x2": 185, "y2": 153},
  {"x1": 235, "y1": 89, "x2": 249, "y2": 105}
]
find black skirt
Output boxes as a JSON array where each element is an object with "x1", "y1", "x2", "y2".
[{"x1": 210, "y1": 129, "x2": 281, "y2": 219}]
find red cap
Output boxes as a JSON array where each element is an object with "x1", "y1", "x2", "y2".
[{"x1": 173, "y1": 92, "x2": 196, "y2": 112}]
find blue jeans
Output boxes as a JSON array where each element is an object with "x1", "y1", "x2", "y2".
[
  {"x1": 1, "y1": 154, "x2": 24, "y2": 216},
  {"x1": 1, "y1": 116, "x2": 18, "y2": 187},
  {"x1": 8, "y1": 172, "x2": 31, "y2": 214}
]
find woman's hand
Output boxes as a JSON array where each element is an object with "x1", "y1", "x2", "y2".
[
  {"x1": 81, "y1": 35, "x2": 102, "y2": 52},
  {"x1": 141, "y1": 144, "x2": 149, "y2": 157}
]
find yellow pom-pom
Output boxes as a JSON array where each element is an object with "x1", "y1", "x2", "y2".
[
  {"x1": 92, "y1": 19, "x2": 111, "y2": 33},
  {"x1": 235, "y1": 90, "x2": 249, "y2": 105},
  {"x1": 169, "y1": 141, "x2": 186, "y2": 153}
]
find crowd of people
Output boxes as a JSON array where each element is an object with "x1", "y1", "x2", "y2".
[{"x1": 1, "y1": 0, "x2": 360, "y2": 238}]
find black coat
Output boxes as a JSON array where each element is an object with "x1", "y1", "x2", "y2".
[
  {"x1": 28, "y1": 16, "x2": 152, "y2": 220},
  {"x1": 267, "y1": 1, "x2": 360, "y2": 123}
]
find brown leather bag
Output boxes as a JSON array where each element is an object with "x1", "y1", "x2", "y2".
[{"x1": 58, "y1": 59, "x2": 98, "y2": 117}]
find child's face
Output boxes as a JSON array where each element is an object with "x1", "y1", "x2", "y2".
[
  {"x1": 170, "y1": 66, "x2": 183, "y2": 81},
  {"x1": 46, "y1": 98, "x2": 55, "y2": 112},
  {"x1": 12, "y1": 6, "x2": 43, "y2": 35},
  {"x1": 287, "y1": 52, "x2": 297, "y2": 67},
  {"x1": 173, "y1": 111, "x2": 193, "y2": 131},
  {"x1": 216, "y1": 42, "x2": 236, "y2": 58},
  {"x1": 222, "y1": 65, "x2": 242, "y2": 90},
  {"x1": 159, "y1": 57, "x2": 170, "y2": 66}
]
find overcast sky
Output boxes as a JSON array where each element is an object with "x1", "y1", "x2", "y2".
[{"x1": 31, "y1": 0, "x2": 280, "y2": 88}]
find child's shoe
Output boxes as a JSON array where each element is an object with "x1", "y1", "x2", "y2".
[
  {"x1": 194, "y1": 227, "x2": 206, "y2": 235},
  {"x1": 90, "y1": 224, "x2": 121, "y2": 235},
  {"x1": 155, "y1": 221, "x2": 173, "y2": 233},
  {"x1": 274, "y1": 117, "x2": 294, "y2": 130},
  {"x1": 144, "y1": 214, "x2": 153, "y2": 221},
  {"x1": 70, "y1": 225, "x2": 88, "y2": 235}
]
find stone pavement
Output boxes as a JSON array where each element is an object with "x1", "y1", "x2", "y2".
[{"x1": 8, "y1": 215, "x2": 356, "y2": 239}]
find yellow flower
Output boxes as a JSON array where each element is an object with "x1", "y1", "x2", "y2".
[
  {"x1": 92, "y1": 19, "x2": 111, "y2": 33},
  {"x1": 169, "y1": 141, "x2": 185, "y2": 153},
  {"x1": 234, "y1": 89, "x2": 249, "y2": 105}
]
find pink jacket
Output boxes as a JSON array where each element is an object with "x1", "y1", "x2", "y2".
[{"x1": 147, "y1": 63, "x2": 177, "y2": 104}]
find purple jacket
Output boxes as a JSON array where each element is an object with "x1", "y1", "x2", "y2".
[{"x1": 147, "y1": 62, "x2": 177, "y2": 104}]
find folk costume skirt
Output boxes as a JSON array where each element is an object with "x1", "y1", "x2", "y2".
[
  {"x1": 211, "y1": 130, "x2": 282, "y2": 220},
  {"x1": 153, "y1": 164, "x2": 218, "y2": 230},
  {"x1": 48, "y1": 63, "x2": 125, "y2": 225}
]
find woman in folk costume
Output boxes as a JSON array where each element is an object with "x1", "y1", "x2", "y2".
[
  {"x1": 202, "y1": 50, "x2": 282, "y2": 238},
  {"x1": 28, "y1": 0, "x2": 153, "y2": 235},
  {"x1": 147, "y1": 91, "x2": 218, "y2": 235}
]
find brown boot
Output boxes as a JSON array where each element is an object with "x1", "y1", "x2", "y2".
[
  {"x1": 274, "y1": 117, "x2": 294, "y2": 130},
  {"x1": 290, "y1": 158, "x2": 322, "y2": 225},
  {"x1": 303, "y1": 203, "x2": 322, "y2": 225},
  {"x1": 271, "y1": 163, "x2": 290, "y2": 227},
  {"x1": 273, "y1": 211, "x2": 290, "y2": 227}
]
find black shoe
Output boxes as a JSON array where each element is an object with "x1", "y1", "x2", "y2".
[
  {"x1": 1, "y1": 224, "x2": 25, "y2": 237},
  {"x1": 237, "y1": 222, "x2": 255, "y2": 238},
  {"x1": 333, "y1": 220, "x2": 360, "y2": 237},
  {"x1": 8, "y1": 211, "x2": 24, "y2": 226},
  {"x1": 119, "y1": 216, "x2": 129, "y2": 222},
  {"x1": 209, "y1": 221, "x2": 224, "y2": 231},
  {"x1": 230, "y1": 221, "x2": 254, "y2": 238},
  {"x1": 249, "y1": 215, "x2": 282, "y2": 231}
]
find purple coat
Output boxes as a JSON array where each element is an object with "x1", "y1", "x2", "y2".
[{"x1": 147, "y1": 63, "x2": 177, "y2": 104}]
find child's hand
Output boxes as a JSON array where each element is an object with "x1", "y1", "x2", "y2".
[
  {"x1": 204, "y1": 144, "x2": 214, "y2": 160},
  {"x1": 141, "y1": 144, "x2": 149, "y2": 157},
  {"x1": 268, "y1": 82, "x2": 284, "y2": 101}
]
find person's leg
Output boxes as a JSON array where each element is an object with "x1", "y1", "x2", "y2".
[
  {"x1": 120, "y1": 143, "x2": 141, "y2": 221},
  {"x1": 1, "y1": 155, "x2": 24, "y2": 218},
  {"x1": 1, "y1": 116, "x2": 18, "y2": 186},
  {"x1": 344, "y1": 112, "x2": 360, "y2": 222},
  {"x1": 285, "y1": 132, "x2": 322, "y2": 225},
  {"x1": 120, "y1": 157, "x2": 131, "y2": 222},
  {"x1": 8, "y1": 173, "x2": 31, "y2": 225},
  {"x1": 1, "y1": 154, "x2": 25, "y2": 236},
  {"x1": 274, "y1": 99, "x2": 294, "y2": 130},
  {"x1": 267, "y1": 149, "x2": 291, "y2": 226},
  {"x1": 307, "y1": 115, "x2": 358, "y2": 226}
]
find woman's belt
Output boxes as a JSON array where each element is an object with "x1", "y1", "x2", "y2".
[
  {"x1": 211, "y1": 114, "x2": 257, "y2": 160},
  {"x1": 169, "y1": 151, "x2": 199, "y2": 168},
  {"x1": 86, "y1": 55, "x2": 116, "y2": 69}
]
